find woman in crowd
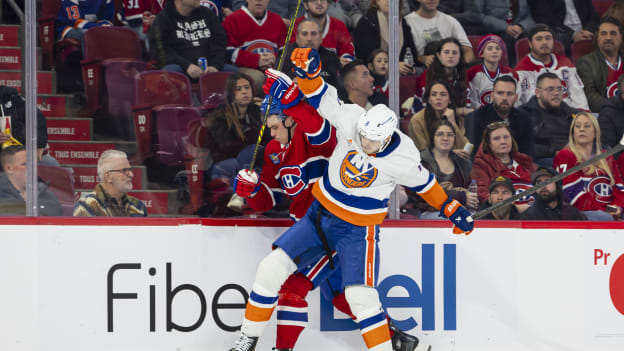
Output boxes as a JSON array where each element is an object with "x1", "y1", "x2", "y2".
[
  {"x1": 553, "y1": 112, "x2": 624, "y2": 221},
  {"x1": 466, "y1": 34, "x2": 518, "y2": 110},
  {"x1": 412, "y1": 37, "x2": 470, "y2": 115},
  {"x1": 408, "y1": 79, "x2": 469, "y2": 156},
  {"x1": 471, "y1": 121, "x2": 536, "y2": 211},
  {"x1": 408, "y1": 119, "x2": 476, "y2": 219},
  {"x1": 353, "y1": 0, "x2": 418, "y2": 76}
]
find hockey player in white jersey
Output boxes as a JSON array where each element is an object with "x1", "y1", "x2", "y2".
[{"x1": 228, "y1": 48, "x2": 474, "y2": 351}]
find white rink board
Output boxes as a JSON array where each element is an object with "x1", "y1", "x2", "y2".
[{"x1": 0, "y1": 224, "x2": 623, "y2": 351}]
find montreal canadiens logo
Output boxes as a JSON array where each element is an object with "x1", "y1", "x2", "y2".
[
  {"x1": 513, "y1": 182, "x2": 534, "y2": 205},
  {"x1": 607, "y1": 81, "x2": 620, "y2": 98},
  {"x1": 279, "y1": 166, "x2": 305, "y2": 196},
  {"x1": 339, "y1": 151, "x2": 378, "y2": 188},
  {"x1": 480, "y1": 90, "x2": 492, "y2": 105},
  {"x1": 588, "y1": 176, "x2": 614, "y2": 203},
  {"x1": 246, "y1": 40, "x2": 275, "y2": 55}
]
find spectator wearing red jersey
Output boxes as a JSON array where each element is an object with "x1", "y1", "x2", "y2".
[
  {"x1": 223, "y1": 0, "x2": 287, "y2": 93},
  {"x1": 554, "y1": 112, "x2": 624, "y2": 221}
]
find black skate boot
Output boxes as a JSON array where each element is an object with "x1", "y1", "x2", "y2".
[
  {"x1": 389, "y1": 320, "x2": 432, "y2": 351},
  {"x1": 229, "y1": 331, "x2": 258, "y2": 351}
]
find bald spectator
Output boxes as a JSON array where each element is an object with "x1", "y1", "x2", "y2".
[
  {"x1": 0, "y1": 145, "x2": 61, "y2": 216},
  {"x1": 281, "y1": 19, "x2": 340, "y2": 86},
  {"x1": 292, "y1": 0, "x2": 355, "y2": 66},
  {"x1": 74, "y1": 150, "x2": 147, "y2": 217}
]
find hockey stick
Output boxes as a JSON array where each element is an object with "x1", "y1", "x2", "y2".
[
  {"x1": 473, "y1": 135, "x2": 624, "y2": 219},
  {"x1": 248, "y1": 0, "x2": 304, "y2": 172}
]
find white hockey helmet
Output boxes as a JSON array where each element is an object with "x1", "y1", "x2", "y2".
[{"x1": 357, "y1": 104, "x2": 397, "y2": 153}]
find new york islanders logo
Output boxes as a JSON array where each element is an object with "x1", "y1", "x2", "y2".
[
  {"x1": 339, "y1": 151, "x2": 378, "y2": 188},
  {"x1": 588, "y1": 176, "x2": 614, "y2": 203},
  {"x1": 279, "y1": 166, "x2": 306, "y2": 196}
]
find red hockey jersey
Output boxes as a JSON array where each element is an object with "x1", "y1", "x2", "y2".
[
  {"x1": 123, "y1": 0, "x2": 164, "y2": 22},
  {"x1": 554, "y1": 146, "x2": 624, "y2": 211},
  {"x1": 222, "y1": 6, "x2": 287, "y2": 69},
  {"x1": 291, "y1": 14, "x2": 355, "y2": 61},
  {"x1": 466, "y1": 64, "x2": 519, "y2": 109},
  {"x1": 247, "y1": 103, "x2": 336, "y2": 221}
]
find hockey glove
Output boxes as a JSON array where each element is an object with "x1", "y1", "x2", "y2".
[
  {"x1": 440, "y1": 197, "x2": 474, "y2": 235},
  {"x1": 233, "y1": 169, "x2": 261, "y2": 198},
  {"x1": 290, "y1": 48, "x2": 324, "y2": 95},
  {"x1": 263, "y1": 68, "x2": 303, "y2": 109}
]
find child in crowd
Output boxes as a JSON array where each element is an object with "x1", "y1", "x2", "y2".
[
  {"x1": 467, "y1": 34, "x2": 519, "y2": 110},
  {"x1": 367, "y1": 49, "x2": 389, "y2": 105}
]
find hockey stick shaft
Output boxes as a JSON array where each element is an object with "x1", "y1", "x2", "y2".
[
  {"x1": 248, "y1": 0, "x2": 303, "y2": 172},
  {"x1": 473, "y1": 138, "x2": 624, "y2": 219}
]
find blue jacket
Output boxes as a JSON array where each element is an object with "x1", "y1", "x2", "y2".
[{"x1": 55, "y1": 0, "x2": 114, "y2": 40}]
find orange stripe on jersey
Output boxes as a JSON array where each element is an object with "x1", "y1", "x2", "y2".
[
  {"x1": 312, "y1": 182, "x2": 386, "y2": 226},
  {"x1": 61, "y1": 27, "x2": 73, "y2": 40},
  {"x1": 244, "y1": 302, "x2": 275, "y2": 322},
  {"x1": 74, "y1": 19, "x2": 87, "y2": 29},
  {"x1": 365, "y1": 225, "x2": 375, "y2": 287},
  {"x1": 418, "y1": 179, "x2": 448, "y2": 210},
  {"x1": 362, "y1": 324, "x2": 391, "y2": 349}
]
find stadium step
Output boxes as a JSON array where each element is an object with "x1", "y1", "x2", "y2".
[
  {"x1": 0, "y1": 69, "x2": 55, "y2": 94},
  {"x1": 47, "y1": 117, "x2": 92, "y2": 141},
  {"x1": 0, "y1": 46, "x2": 42, "y2": 70},
  {"x1": 67, "y1": 164, "x2": 147, "y2": 190},
  {"x1": 49, "y1": 140, "x2": 137, "y2": 165},
  {"x1": 0, "y1": 25, "x2": 19, "y2": 47},
  {"x1": 76, "y1": 189, "x2": 179, "y2": 215},
  {"x1": 38, "y1": 94, "x2": 83, "y2": 117}
]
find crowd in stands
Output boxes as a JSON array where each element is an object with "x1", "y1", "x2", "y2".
[{"x1": 7, "y1": 0, "x2": 624, "y2": 220}]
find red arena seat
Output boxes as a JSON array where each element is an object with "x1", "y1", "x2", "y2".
[
  {"x1": 154, "y1": 105, "x2": 202, "y2": 166},
  {"x1": 38, "y1": 0, "x2": 61, "y2": 70},
  {"x1": 81, "y1": 27, "x2": 143, "y2": 115},
  {"x1": 38, "y1": 164, "x2": 76, "y2": 216},
  {"x1": 132, "y1": 70, "x2": 193, "y2": 163},
  {"x1": 199, "y1": 72, "x2": 232, "y2": 110},
  {"x1": 571, "y1": 40, "x2": 595, "y2": 64}
]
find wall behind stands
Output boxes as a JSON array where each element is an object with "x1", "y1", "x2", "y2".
[{"x1": 0, "y1": 219, "x2": 623, "y2": 351}]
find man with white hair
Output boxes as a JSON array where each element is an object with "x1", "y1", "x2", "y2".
[{"x1": 73, "y1": 149, "x2": 147, "y2": 216}]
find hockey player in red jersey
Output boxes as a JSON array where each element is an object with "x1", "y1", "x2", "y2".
[
  {"x1": 233, "y1": 89, "x2": 423, "y2": 350},
  {"x1": 228, "y1": 48, "x2": 473, "y2": 351}
]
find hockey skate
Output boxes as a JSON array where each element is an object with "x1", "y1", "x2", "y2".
[
  {"x1": 229, "y1": 331, "x2": 258, "y2": 351},
  {"x1": 389, "y1": 320, "x2": 432, "y2": 351}
]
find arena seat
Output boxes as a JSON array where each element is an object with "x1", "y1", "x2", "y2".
[
  {"x1": 515, "y1": 38, "x2": 566, "y2": 65},
  {"x1": 468, "y1": 35, "x2": 509, "y2": 67},
  {"x1": 154, "y1": 105, "x2": 202, "y2": 166},
  {"x1": 199, "y1": 72, "x2": 232, "y2": 110},
  {"x1": 593, "y1": 0, "x2": 614, "y2": 16},
  {"x1": 571, "y1": 40, "x2": 595, "y2": 64},
  {"x1": 132, "y1": 70, "x2": 193, "y2": 163},
  {"x1": 39, "y1": 0, "x2": 61, "y2": 70},
  {"x1": 38, "y1": 164, "x2": 76, "y2": 216},
  {"x1": 81, "y1": 27, "x2": 143, "y2": 115},
  {"x1": 104, "y1": 59, "x2": 148, "y2": 118}
]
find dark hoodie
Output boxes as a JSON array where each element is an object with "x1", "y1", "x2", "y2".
[
  {"x1": 149, "y1": 0, "x2": 227, "y2": 71},
  {"x1": 0, "y1": 86, "x2": 47, "y2": 148},
  {"x1": 599, "y1": 94, "x2": 624, "y2": 149},
  {"x1": 0, "y1": 173, "x2": 61, "y2": 216},
  {"x1": 518, "y1": 95, "x2": 578, "y2": 160},
  {"x1": 520, "y1": 168, "x2": 587, "y2": 221}
]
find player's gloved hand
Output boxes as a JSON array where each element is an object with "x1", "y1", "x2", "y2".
[
  {"x1": 233, "y1": 169, "x2": 260, "y2": 198},
  {"x1": 440, "y1": 197, "x2": 474, "y2": 235},
  {"x1": 263, "y1": 68, "x2": 303, "y2": 109},
  {"x1": 291, "y1": 47, "x2": 322, "y2": 79},
  {"x1": 290, "y1": 48, "x2": 324, "y2": 95}
]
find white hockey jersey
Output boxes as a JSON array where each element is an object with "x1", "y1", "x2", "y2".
[
  {"x1": 515, "y1": 53, "x2": 589, "y2": 110},
  {"x1": 305, "y1": 82, "x2": 436, "y2": 226}
]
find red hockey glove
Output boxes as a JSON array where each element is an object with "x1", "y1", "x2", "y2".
[
  {"x1": 263, "y1": 68, "x2": 303, "y2": 109},
  {"x1": 233, "y1": 169, "x2": 260, "y2": 198}
]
